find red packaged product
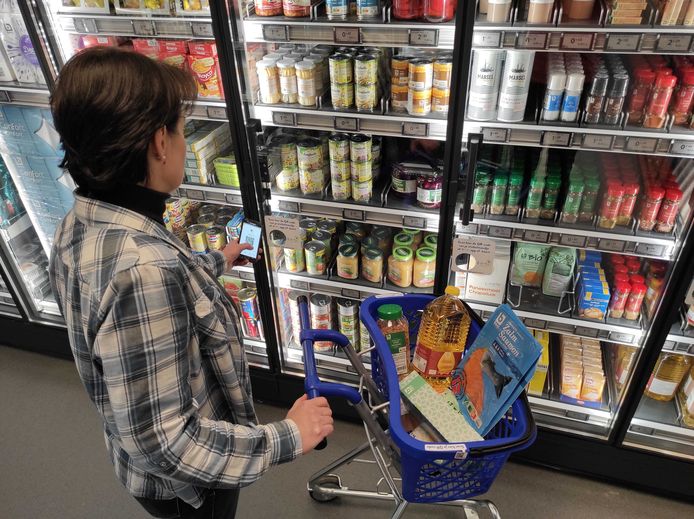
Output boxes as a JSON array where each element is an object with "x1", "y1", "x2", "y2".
[
  {"x1": 80, "y1": 35, "x2": 123, "y2": 49},
  {"x1": 597, "y1": 181, "x2": 624, "y2": 230},
  {"x1": 609, "y1": 282, "x2": 632, "y2": 319},
  {"x1": 655, "y1": 188, "x2": 683, "y2": 234},
  {"x1": 637, "y1": 186, "x2": 665, "y2": 232},
  {"x1": 159, "y1": 40, "x2": 188, "y2": 69},
  {"x1": 643, "y1": 73, "x2": 678, "y2": 129},
  {"x1": 624, "y1": 283, "x2": 647, "y2": 321},
  {"x1": 629, "y1": 274, "x2": 645, "y2": 285},
  {"x1": 132, "y1": 38, "x2": 160, "y2": 59},
  {"x1": 613, "y1": 273, "x2": 630, "y2": 285},
  {"x1": 626, "y1": 259, "x2": 641, "y2": 275},
  {"x1": 393, "y1": 0, "x2": 424, "y2": 19},
  {"x1": 255, "y1": 0, "x2": 283, "y2": 16},
  {"x1": 424, "y1": 0, "x2": 455, "y2": 22},
  {"x1": 613, "y1": 264, "x2": 629, "y2": 278},
  {"x1": 187, "y1": 42, "x2": 224, "y2": 99},
  {"x1": 616, "y1": 182, "x2": 640, "y2": 226},
  {"x1": 626, "y1": 68, "x2": 656, "y2": 125}
]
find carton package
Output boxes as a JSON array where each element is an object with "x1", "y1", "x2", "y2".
[
  {"x1": 0, "y1": 12, "x2": 45, "y2": 84},
  {"x1": 0, "y1": 44, "x2": 14, "y2": 82},
  {"x1": 188, "y1": 41, "x2": 224, "y2": 99},
  {"x1": 528, "y1": 330, "x2": 550, "y2": 396},
  {"x1": 454, "y1": 238, "x2": 510, "y2": 305},
  {"x1": 559, "y1": 337, "x2": 606, "y2": 406}
]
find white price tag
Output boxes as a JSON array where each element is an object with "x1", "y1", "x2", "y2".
[
  {"x1": 334, "y1": 117, "x2": 359, "y2": 132},
  {"x1": 272, "y1": 112, "x2": 297, "y2": 126},
  {"x1": 187, "y1": 189, "x2": 204, "y2": 201},
  {"x1": 458, "y1": 223, "x2": 478, "y2": 234},
  {"x1": 561, "y1": 33, "x2": 593, "y2": 50},
  {"x1": 191, "y1": 22, "x2": 214, "y2": 38},
  {"x1": 635, "y1": 243, "x2": 664, "y2": 256},
  {"x1": 132, "y1": 20, "x2": 156, "y2": 36},
  {"x1": 525, "y1": 318, "x2": 547, "y2": 330},
  {"x1": 75, "y1": 18, "x2": 98, "y2": 34},
  {"x1": 205, "y1": 191, "x2": 225, "y2": 202},
  {"x1": 278, "y1": 200, "x2": 299, "y2": 212},
  {"x1": 606, "y1": 33, "x2": 640, "y2": 52},
  {"x1": 582, "y1": 133, "x2": 613, "y2": 150},
  {"x1": 600, "y1": 238, "x2": 625, "y2": 252},
  {"x1": 226, "y1": 194, "x2": 243, "y2": 205},
  {"x1": 626, "y1": 137, "x2": 657, "y2": 153},
  {"x1": 482, "y1": 127, "x2": 508, "y2": 143},
  {"x1": 525, "y1": 230, "x2": 549, "y2": 243},
  {"x1": 262, "y1": 24, "x2": 289, "y2": 42},
  {"x1": 207, "y1": 106, "x2": 227, "y2": 120},
  {"x1": 671, "y1": 140, "x2": 694, "y2": 156},
  {"x1": 543, "y1": 131, "x2": 571, "y2": 147},
  {"x1": 575, "y1": 326, "x2": 599, "y2": 338},
  {"x1": 341, "y1": 288, "x2": 361, "y2": 299},
  {"x1": 334, "y1": 27, "x2": 361, "y2": 44},
  {"x1": 402, "y1": 122, "x2": 429, "y2": 137},
  {"x1": 290, "y1": 279, "x2": 309, "y2": 291},
  {"x1": 344, "y1": 209, "x2": 364, "y2": 221},
  {"x1": 517, "y1": 32, "x2": 547, "y2": 50},
  {"x1": 609, "y1": 331, "x2": 636, "y2": 344},
  {"x1": 488, "y1": 226, "x2": 512, "y2": 239},
  {"x1": 559, "y1": 234, "x2": 586, "y2": 248},
  {"x1": 473, "y1": 31, "x2": 502, "y2": 48},
  {"x1": 658, "y1": 34, "x2": 692, "y2": 52},
  {"x1": 409, "y1": 29, "x2": 438, "y2": 47},
  {"x1": 403, "y1": 216, "x2": 426, "y2": 229}
]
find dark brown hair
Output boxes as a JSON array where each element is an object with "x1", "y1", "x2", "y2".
[{"x1": 51, "y1": 46, "x2": 197, "y2": 191}]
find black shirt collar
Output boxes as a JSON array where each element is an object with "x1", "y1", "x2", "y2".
[{"x1": 83, "y1": 184, "x2": 169, "y2": 225}]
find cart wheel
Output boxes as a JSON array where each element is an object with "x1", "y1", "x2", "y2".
[{"x1": 308, "y1": 475, "x2": 341, "y2": 503}]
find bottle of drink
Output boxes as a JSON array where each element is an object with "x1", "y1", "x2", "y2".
[
  {"x1": 412, "y1": 286, "x2": 472, "y2": 392},
  {"x1": 644, "y1": 353, "x2": 692, "y2": 402}
]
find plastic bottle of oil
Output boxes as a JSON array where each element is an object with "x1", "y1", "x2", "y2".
[
  {"x1": 644, "y1": 353, "x2": 692, "y2": 402},
  {"x1": 412, "y1": 286, "x2": 471, "y2": 392}
]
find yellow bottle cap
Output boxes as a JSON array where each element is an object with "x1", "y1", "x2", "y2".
[{"x1": 445, "y1": 286, "x2": 460, "y2": 297}]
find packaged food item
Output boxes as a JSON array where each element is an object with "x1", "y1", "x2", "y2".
[
  {"x1": 577, "y1": 277, "x2": 610, "y2": 321},
  {"x1": 295, "y1": 60, "x2": 317, "y2": 106},
  {"x1": 645, "y1": 353, "x2": 692, "y2": 402},
  {"x1": 132, "y1": 38, "x2": 160, "y2": 59},
  {"x1": 624, "y1": 283, "x2": 646, "y2": 321},
  {"x1": 277, "y1": 59, "x2": 298, "y2": 104},
  {"x1": 283, "y1": 246, "x2": 305, "y2": 272},
  {"x1": 609, "y1": 282, "x2": 631, "y2": 319},
  {"x1": 187, "y1": 42, "x2": 223, "y2": 99},
  {"x1": 337, "y1": 298, "x2": 359, "y2": 348},
  {"x1": 204, "y1": 226, "x2": 226, "y2": 251},
  {"x1": 352, "y1": 180, "x2": 372, "y2": 201},
  {"x1": 413, "y1": 247, "x2": 436, "y2": 288},
  {"x1": 283, "y1": 0, "x2": 311, "y2": 17},
  {"x1": 416, "y1": 172, "x2": 443, "y2": 209},
  {"x1": 378, "y1": 304, "x2": 410, "y2": 377},
  {"x1": 655, "y1": 188, "x2": 683, "y2": 234},
  {"x1": 387, "y1": 246, "x2": 414, "y2": 288},
  {"x1": 187, "y1": 224, "x2": 207, "y2": 253},
  {"x1": 542, "y1": 247, "x2": 576, "y2": 297},
  {"x1": 255, "y1": 0, "x2": 284, "y2": 15},
  {"x1": 328, "y1": 133, "x2": 351, "y2": 161},
  {"x1": 349, "y1": 134, "x2": 372, "y2": 162},
  {"x1": 310, "y1": 294, "x2": 334, "y2": 353},
  {"x1": 528, "y1": 330, "x2": 550, "y2": 396},
  {"x1": 510, "y1": 243, "x2": 551, "y2": 287},
  {"x1": 361, "y1": 247, "x2": 384, "y2": 283},
  {"x1": 337, "y1": 244, "x2": 359, "y2": 279},
  {"x1": 305, "y1": 240, "x2": 328, "y2": 276}
]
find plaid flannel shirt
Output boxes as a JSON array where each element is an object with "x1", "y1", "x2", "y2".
[{"x1": 49, "y1": 194, "x2": 301, "y2": 507}]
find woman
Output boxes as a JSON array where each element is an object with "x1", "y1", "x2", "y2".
[{"x1": 48, "y1": 47, "x2": 333, "y2": 519}]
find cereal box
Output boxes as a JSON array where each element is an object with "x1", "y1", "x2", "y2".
[{"x1": 187, "y1": 41, "x2": 224, "y2": 99}]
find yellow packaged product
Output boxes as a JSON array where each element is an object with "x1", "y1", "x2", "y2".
[
  {"x1": 580, "y1": 369, "x2": 606, "y2": 402},
  {"x1": 561, "y1": 365, "x2": 583, "y2": 399},
  {"x1": 528, "y1": 330, "x2": 550, "y2": 396}
]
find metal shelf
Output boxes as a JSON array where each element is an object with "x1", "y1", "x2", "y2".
[
  {"x1": 466, "y1": 122, "x2": 694, "y2": 159},
  {"x1": 56, "y1": 13, "x2": 214, "y2": 39},
  {"x1": 275, "y1": 269, "x2": 405, "y2": 299},
  {"x1": 190, "y1": 100, "x2": 228, "y2": 122},
  {"x1": 176, "y1": 183, "x2": 244, "y2": 206},
  {"x1": 0, "y1": 82, "x2": 50, "y2": 107},
  {"x1": 0, "y1": 214, "x2": 32, "y2": 243},
  {"x1": 456, "y1": 217, "x2": 678, "y2": 261},
  {"x1": 528, "y1": 395, "x2": 613, "y2": 438}
]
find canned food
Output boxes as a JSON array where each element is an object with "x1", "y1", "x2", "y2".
[
  {"x1": 310, "y1": 293, "x2": 334, "y2": 353},
  {"x1": 312, "y1": 229, "x2": 333, "y2": 256},
  {"x1": 433, "y1": 58, "x2": 453, "y2": 90},
  {"x1": 305, "y1": 240, "x2": 328, "y2": 276},
  {"x1": 391, "y1": 55, "x2": 411, "y2": 87},
  {"x1": 299, "y1": 168, "x2": 325, "y2": 194},
  {"x1": 408, "y1": 88, "x2": 432, "y2": 116},
  {"x1": 326, "y1": 0, "x2": 348, "y2": 19},
  {"x1": 390, "y1": 84, "x2": 409, "y2": 113},
  {"x1": 359, "y1": 319, "x2": 370, "y2": 352},
  {"x1": 355, "y1": 83, "x2": 378, "y2": 112},
  {"x1": 349, "y1": 134, "x2": 372, "y2": 162},
  {"x1": 356, "y1": 0, "x2": 379, "y2": 19},
  {"x1": 331, "y1": 178, "x2": 351, "y2": 200},
  {"x1": 354, "y1": 54, "x2": 377, "y2": 85},
  {"x1": 187, "y1": 224, "x2": 207, "y2": 253},
  {"x1": 328, "y1": 133, "x2": 351, "y2": 161},
  {"x1": 299, "y1": 218, "x2": 318, "y2": 241},
  {"x1": 197, "y1": 214, "x2": 216, "y2": 228},
  {"x1": 217, "y1": 207, "x2": 236, "y2": 220},
  {"x1": 205, "y1": 226, "x2": 226, "y2": 251},
  {"x1": 330, "y1": 82, "x2": 354, "y2": 109},
  {"x1": 199, "y1": 204, "x2": 218, "y2": 217},
  {"x1": 337, "y1": 298, "x2": 359, "y2": 348},
  {"x1": 165, "y1": 197, "x2": 182, "y2": 217},
  {"x1": 432, "y1": 88, "x2": 450, "y2": 114},
  {"x1": 238, "y1": 288, "x2": 262, "y2": 338},
  {"x1": 276, "y1": 167, "x2": 300, "y2": 191},
  {"x1": 317, "y1": 219, "x2": 338, "y2": 235},
  {"x1": 408, "y1": 58, "x2": 434, "y2": 91},
  {"x1": 288, "y1": 290, "x2": 303, "y2": 336},
  {"x1": 352, "y1": 179, "x2": 373, "y2": 201},
  {"x1": 283, "y1": 247, "x2": 305, "y2": 272},
  {"x1": 329, "y1": 53, "x2": 353, "y2": 84},
  {"x1": 350, "y1": 160, "x2": 373, "y2": 182},
  {"x1": 276, "y1": 135, "x2": 298, "y2": 169},
  {"x1": 296, "y1": 137, "x2": 323, "y2": 170},
  {"x1": 330, "y1": 160, "x2": 351, "y2": 182},
  {"x1": 215, "y1": 215, "x2": 231, "y2": 227}
]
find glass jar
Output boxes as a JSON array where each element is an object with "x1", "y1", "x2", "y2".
[
  {"x1": 345, "y1": 221, "x2": 366, "y2": 241},
  {"x1": 402, "y1": 228, "x2": 423, "y2": 249},
  {"x1": 616, "y1": 182, "x2": 640, "y2": 227},
  {"x1": 283, "y1": 0, "x2": 311, "y2": 17},
  {"x1": 561, "y1": 178, "x2": 584, "y2": 224},
  {"x1": 392, "y1": 0, "x2": 423, "y2": 19},
  {"x1": 637, "y1": 186, "x2": 665, "y2": 232},
  {"x1": 339, "y1": 233, "x2": 358, "y2": 248},
  {"x1": 361, "y1": 247, "x2": 384, "y2": 283},
  {"x1": 256, "y1": 59, "x2": 281, "y2": 104},
  {"x1": 505, "y1": 172, "x2": 523, "y2": 216},
  {"x1": 387, "y1": 246, "x2": 414, "y2": 288},
  {"x1": 578, "y1": 177, "x2": 601, "y2": 223},
  {"x1": 643, "y1": 73, "x2": 678, "y2": 129},
  {"x1": 655, "y1": 188, "x2": 683, "y2": 234},
  {"x1": 597, "y1": 182, "x2": 624, "y2": 230},
  {"x1": 489, "y1": 173, "x2": 508, "y2": 215},
  {"x1": 416, "y1": 172, "x2": 443, "y2": 209},
  {"x1": 413, "y1": 247, "x2": 436, "y2": 288},
  {"x1": 256, "y1": 0, "x2": 283, "y2": 15},
  {"x1": 626, "y1": 68, "x2": 656, "y2": 125},
  {"x1": 393, "y1": 232, "x2": 414, "y2": 250},
  {"x1": 672, "y1": 71, "x2": 694, "y2": 126},
  {"x1": 377, "y1": 303, "x2": 411, "y2": 377},
  {"x1": 295, "y1": 60, "x2": 317, "y2": 107},
  {"x1": 360, "y1": 236, "x2": 379, "y2": 256},
  {"x1": 371, "y1": 227, "x2": 392, "y2": 255},
  {"x1": 540, "y1": 176, "x2": 561, "y2": 220},
  {"x1": 424, "y1": 0, "x2": 455, "y2": 21},
  {"x1": 277, "y1": 59, "x2": 298, "y2": 104},
  {"x1": 337, "y1": 244, "x2": 359, "y2": 279},
  {"x1": 391, "y1": 163, "x2": 418, "y2": 199}
]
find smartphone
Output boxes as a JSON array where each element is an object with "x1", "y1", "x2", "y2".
[{"x1": 238, "y1": 219, "x2": 262, "y2": 260}]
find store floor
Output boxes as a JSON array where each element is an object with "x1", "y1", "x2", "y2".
[{"x1": 1, "y1": 345, "x2": 692, "y2": 519}]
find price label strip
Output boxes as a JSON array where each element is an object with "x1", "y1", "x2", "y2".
[
  {"x1": 334, "y1": 27, "x2": 361, "y2": 44},
  {"x1": 341, "y1": 288, "x2": 361, "y2": 299},
  {"x1": 625, "y1": 136, "x2": 657, "y2": 153},
  {"x1": 262, "y1": 24, "x2": 289, "y2": 42},
  {"x1": 488, "y1": 226, "x2": 512, "y2": 239},
  {"x1": 343, "y1": 209, "x2": 364, "y2": 221},
  {"x1": 671, "y1": 140, "x2": 694, "y2": 157},
  {"x1": 635, "y1": 243, "x2": 665, "y2": 257},
  {"x1": 76, "y1": 18, "x2": 98, "y2": 34},
  {"x1": 543, "y1": 131, "x2": 572, "y2": 147},
  {"x1": 581, "y1": 133, "x2": 613, "y2": 150},
  {"x1": 472, "y1": 31, "x2": 502, "y2": 48},
  {"x1": 207, "y1": 106, "x2": 226, "y2": 120},
  {"x1": 559, "y1": 234, "x2": 586, "y2": 248},
  {"x1": 187, "y1": 189, "x2": 204, "y2": 201},
  {"x1": 132, "y1": 20, "x2": 156, "y2": 37},
  {"x1": 191, "y1": 22, "x2": 214, "y2": 38},
  {"x1": 524, "y1": 230, "x2": 549, "y2": 243},
  {"x1": 609, "y1": 331, "x2": 635, "y2": 344},
  {"x1": 290, "y1": 279, "x2": 309, "y2": 291},
  {"x1": 658, "y1": 34, "x2": 692, "y2": 52},
  {"x1": 0, "y1": 90, "x2": 10, "y2": 103},
  {"x1": 402, "y1": 121, "x2": 429, "y2": 137},
  {"x1": 575, "y1": 326, "x2": 599, "y2": 338},
  {"x1": 599, "y1": 238, "x2": 625, "y2": 252},
  {"x1": 334, "y1": 116, "x2": 359, "y2": 132},
  {"x1": 403, "y1": 216, "x2": 426, "y2": 229},
  {"x1": 272, "y1": 111, "x2": 297, "y2": 127},
  {"x1": 482, "y1": 127, "x2": 508, "y2": 143},
  {"x1": 561, "y1": 33, "x2": 593, "y2": 50},
  {"x1": 409, "y1": 29, "x2": 439, "y2": 47},
  {"x1": 517, "y1": 32, "x2": 548, "y2": 50},
  {"x1": 278, "y1": 200, "x2": 299, "y2": 213},
  {"x1": 605, "y1": 33, "x2": 641, "y2": 52}
]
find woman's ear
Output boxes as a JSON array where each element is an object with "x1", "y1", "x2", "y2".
[{"x1": 149, "y1": 126, "x2": 168, "y2": 163}]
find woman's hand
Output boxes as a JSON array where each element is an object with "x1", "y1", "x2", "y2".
[{"x1": 222, "y1": 240, "x2": 257, "y2": 269}]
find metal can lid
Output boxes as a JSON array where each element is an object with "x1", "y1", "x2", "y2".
[
  {"x1": 312, "y1": 229, "x2": 332, "y2": 242},
  {"x1": 350, "y1": 134, "x2": 371, "y2": 144},
  {"x1": 187, "y1": 224, "x2": 206, "y2": 234},
  {"x1": 339, "y1": 244, "x2": 358, "y2": 257},
  {"x1": 310, "y1": 293, "x2": 332, "y2": 306},
  {"x1": 364, "y1": 247, "x2": 384, "y2": 260},
  {"x1": 205, "y1": 225, "x2": 223, "y2": 235},
  {"x1": 238, "y1": 287, "x2": 257, "y2": 301},
  {"x1": 305, "y1": 240, "x2": 327, "y2": 255},
  {"x1": 297, "y1": 137, "x2": 321, "y2": 148},
  {"x1": 337, "y1": 298, "x2": 359, "y2": 313}
]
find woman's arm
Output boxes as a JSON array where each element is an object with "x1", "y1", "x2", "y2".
[{"x1": 94, "y1": 264, "x2": 302, "y2": 488}]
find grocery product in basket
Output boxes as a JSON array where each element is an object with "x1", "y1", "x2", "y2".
[
  {"x1": 377, "y1": 304, "x2": 410, "y2": 378},
  {"x1": 450, "y1": 304, "x2": 542, "y2": 436},
  {"x1": 412, "y1": 286, "x2": 471, "y2": 392},
  {"x1": 510, "y1": 243, "x2": 550, "y2": 288},
  {"x1": 400, "y1": 371, "x2": 483, "y2": 443},
  {"x1": 541, "y1": 247, "x2": 575, "y2": 297}
]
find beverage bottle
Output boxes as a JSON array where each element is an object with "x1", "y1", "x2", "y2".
[
  {"x1": 412, "y1": 286, "x2": 472, "y2": 392},
  {"x1": 644, "y1": 353, "x2": 692, "y2": 402}
]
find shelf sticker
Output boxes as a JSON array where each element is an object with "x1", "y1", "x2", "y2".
[
  {"x1": 472, "y1": 31, "x2": 502, "y2": 48},
  {"x1": 671, "y1": 140, "x2": 694, "y2": 157},
  {"x1": 226, "y1": 194, "x2": 243, "y2": 205},
  {"x1": 524, "y1": 318, "x2": 547, "y2": 330},
  {"x1": 403, "y1": 215, "x2": 426, "y2": 229},
  {"x1": 543, "y1": 131, "x2": 571, "y2": 147},
  {"x1": 272, "y1": 111, "x2": 297, "y2": 126},
  {"x1": 187, "y1": 189, "x2": 204, "y2": 201},
  {"x1": 517, "y1": 32, "x2": 547, "y2": 50},
  {"x1": 239, "y1": 271, "x2": 256, "y2": 282},
  {"x1": 458, "y1": 223, "x2": 479, "y2": 234},
  {"x1": 482, "y1": 127, "x2": 508, "y2": 143},
  {"x1": 452, "y1": 235, "x2": 495, "y2": 274},
  {"x1": 547, "y1": 321, "x2": 574, "y2": 334},
  {"x1": 565, "y1": 410, "x2": 590, "y2": 422},
  {"x1": 266, "y1": 214, "x2": 302, "y2": 248},
  {"x1": 75, "y1": 17, "x2": 98, "y2": 34},
  {"x1": 343, "y1": 208, "x2": 364, "y2": 221},
  {"x1": 524, "y1": 230, "x2": 549, "y2": 243},
  {"x1": 635, "y1": 243, "x2": 664, "y2": 257},
  {"x1": 191, "y1": 21, "x2": 214, "y2": 38},
  {"x1": 559, "y1": 234, "x2": 586, "y2": 248},
  {"x1": 205, "y1": 191, "x2": 225, "y2": 202},
  {"x1": 599, "y1": 238, "x2": 625, "y2": 252},
  {"x1": 560, "y1": 33, "x2": 593, "y2": 50},
  {"x1": 608, "y1": 331, "x2": 635, "y2": 344},
  {"x1": 605, "y1": 33, "x2": 640, "y2": 52},
  {"x1": 581, "y1": 133, "x2": 613, "y2": 150},
  {"x1": 290, "y1": 279, "x2": 309, "y2": 291},
  {"x1": 262, "y1": 24, "x2": 289, "y2": 42},
  {"x1": 132, "y1": 20, "x2": 156, "y2": 36},
  {"x1": 334, "y1": 116, "x2": 359, "y2": 132},
  {"x1": 341, "y1": 288, "x2": 361, "y2": 299},
  {"x1": 334, "y1": 27, "x2": 361, "y2": 44},
  {"x1": 657, "y1": 33, "x2": 692, "y2": 52},
  {"x1": 575, "y1": 326, "x2": 599, "y2": 338},
  {"x1": 278, "y1": 200, "x2": 299, "y2": 213},
  {"x1": 487, "y1": 225, "x2": 512, "y2": 239},
  {"x1": 409, "y1": 28, "x2": 438, "y2": 47},
  {"x1": 625, "y1": 136, "x2": 657, "y2": 153},
  {"x1": 207, "y1": 106, "x2": 227, "y2": 120},
  {"x1": 402, "y1": 121, "x2": 429, "y2": 137}
]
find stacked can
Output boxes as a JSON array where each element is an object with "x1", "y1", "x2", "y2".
[
  {"x1": 310, "y1": 293, "x2": 334, "y2": 353},
  {"x1": 337, "y1": 298, "x2": 360, "y2": 350},
  {"x1": 408, "y1": 58, "x2": 434, "y2": 116},
  {"x1": 238, "y1": 288, "x2": 263, "y2": 339},
  {"x1": 274, "y1": 134, "x2": 300, "y2": 192},
  {"x1": 165, "y1": 197, "x2": 188, "y2": 242},
  {"x1": 354, "y1": 54, "x2": 379, "y2": 112},
  {"x1": 350, "y1": 134, "x2": 373, "y2": 202},
  {"x1": 432, "y1": 57, "x2": 453, "y2": 114},
  {"x1": 296, "y1": 137, "x2": 325, "y2": 195},
  {"x1": 287, "y1": 290, "x2": 303, "y2": 339},
  {"x1": 329, "y1": 133, "x2": 351, "y2": 200},
  {"x1": 329, "y1": 53, "x2": 354, "y2": 109},
  {"x1": 390, "y1": 55, "x2": 411, "y2": 113}
]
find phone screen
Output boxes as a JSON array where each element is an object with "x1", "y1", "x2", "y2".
[{"x1": 239, "y1": 220, "x2": 262, "y2": 260}]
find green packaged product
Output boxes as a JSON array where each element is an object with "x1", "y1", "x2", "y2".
[
  {"x1": 542, "y1": 247, "x2": 576, "y2": 297},
  {"x1": 511, "y1": 243, "x2": 551, "y2": 288}
]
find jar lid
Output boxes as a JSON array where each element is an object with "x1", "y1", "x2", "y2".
[
  {"x1": 305, "y1": 240, "x2": 326, "y2": 254},
  {"x1": 424, "y1": 234, "x2": 438, "y2": 248},
  {"x1": 295, "y1": 60, "x2": 315, "y2": 72},
  {"x1": 300, "y1": 218, "x2": 318, "y2": 229},
  {"x1": 339, "y1": 233, "x2": 357, "y2": 246},
  {"x1": 609, "y1": 254, "x2": 625, "y2": 264},
  {"x1": 393, "y1": 232, "x2": 414, "y2": 246},
  {"x1": 391, "y1": 54, "x2": 413, "y2": 63},
  {"x1": 568, "y1": 178, "x2": 584, "y2": 192},
  {"x1": 329, "y1": 52, "x2": 351, "y2": 61},
  {"x1": 346, "y1": 221, "x2": 364, "y2": 232},
  {"x1": 256, "y1": 59, "x2": 277, "y2": 70},
  {"x1": 629, "y1": 283, "x2": 647, "y2": 295},
  {"x1": 647, "y1": 186, "x2": 666, "y2": 199},
  {"x1": 613, "y1": 274, "x2": 630, "y2": 285},
  {"x1": 364, "y1": 247, "x2": 384, "y2": 260},
  {"x1": 416, "y1": 247, "x2": 436, "y2": 262},
  {"x1": 337, "y1": 297, "x2": 358, "y2": 310},
  {"x1": 666, "y1": 188, "x2": 683, "y2": 202},
  {"x1": 614, "y1": 264, "x2": 628, "y2": 274},
  {"x1": 393, "y1": 246, "x2": 413, "y2": 261},
  {"x1": 277, "y1": 58, "x2": 296, "y2": 69},
  {"x1": 310, "y1": 293, "x2": 331, "y2": 306},
  {"x1": 372, "y1": 227, "x2": 391, "y2": 239},
  {"x1": 493, "y1": 174, "x2": 508, "y2": 186},
  {"x1": 635, "y1": 68, "x2": 657, "y2": 83},
  {"x1": 377, "y1": 303, "x2": 403, "y2": 321},
  {"x1": 304, "y1": 54, "x2": 324, "y2": 64},
  {"x1": 615, "y1": 281, "x2": 632, "y2": 293},
  {"x1": 589, "y1": 72, "x2": 610, "y2": 96},
  {"x1": 402, "y1": 228, "x2": 421, "y2": 236},
  {"x1": 565, "y1": 72, "x2": 585, "y2": 92},
  {"x1": 547, "y1": 69, "x2": 567, "y2": 91},
  {"x1": 362, "y1": 236, "x2": 379, "y2": 249},
  {"x1": 339, "y1": 244, "x2": 358, "y2": 257},
  {"x1": 312, "y1": 230, "x2": 332, "y2": 242},
  {"x1": 656, "y1": 73, "x2": 677, "y2": 89}
]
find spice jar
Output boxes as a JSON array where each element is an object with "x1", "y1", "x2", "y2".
[
  {"x1": 602, "y1": 73, "x2": 629, "y2": 126},
  {"x1": 361, "y1": 247, "x2": 384, "y2": 283},
  {"x1": 671, "y1": 71, "x2": 694, "y2": 126},
  {"x1": 413, "y1": 247, "x2": 436, "y2": 288},
  {"x1": 282, "y1": 0, "x2": 311, "y2": 17},
  {"x1": 616, "y1": 182, "x2": 639, "y2": 227},
  {"x1": 637, "y1": 186, "x2": 665, "y2": 232},
  {"x1": 388, "y1": 246, "x2": 414, "y2": 288},
  {"x1": 490, "y1": 174, "x2": 508, "y2": 215},
  {"x1": 643, "y1": 73, "x2": 678, "y2": 129},
  {"x1": 256, "y1": 0, "x2": 283, "y2": 15},
  {"x1": 295, "y1": 61, "x2": 317, "y2": 107},
  {"x1": 624, "y1": 283, "x2": 647, "y2": 321},
  {"x1": 578, "y1": 177, "x2": 601, "y2": 223},
  {"x1": 525, "y1": 176, "x2": 545, "y2": 219},
  {"x1": 393, "y1": 0, "x2": 424, "y2": 19},
  {"x1": 277, "y1": 59, "x2": 298, "y2": 104},
  {"x1": 424, "y1": 0, "x2": 455, "y2": 21},
  {"x1": 561, "y1": 178, "x2": 584, "y2": 224},
  {"x1": 584, "y1": 71, "x2": 609, "y2": 124},
  {"x1": 597, "y1": 182, "x2": 624, "y2": 230},
  {"x1": 609, "y1": 282, "x2": 631, "y2": 320},
  {"x1": 416, "y1": 172, "x2": 443, "y2": 209},
  {"x1": 391, "y1": 163, "x2": 418, "y2": 199},
  {"x1": 626, "y1": 68, "x2": 656, "y2": 125},
  {"x1": 337, "y1": 244, "x2": 359, "y2": 279},
  {"x1": 540, "y1": 176, "x2": 561, "y2": 220},
  {"x1": 505, "y1": 172, "x2": 523, "y2": 216},
  {"x1": 471, "y1": 171, "x2": 489, "y2": 215},
  {"x1": 655, "y1": 188, "x2": 683, "y2": 234}
]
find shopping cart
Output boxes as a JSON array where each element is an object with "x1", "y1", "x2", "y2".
[{"x1": 297, "y1": 294, "x2": 537, "y2": 519}]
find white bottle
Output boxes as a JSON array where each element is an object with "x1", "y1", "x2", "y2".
[
  {"x1": 542, "y1": 68, "x2": 566, "y2": 122},
  {"x1": 467, "y1": 50, "x2": 504, "y2": 121},
  {"x1": 497, "y1": 50, "x2": 535, "y2": 122},
  {"x1": 560, "y1": 71, "x2": 585, "y2": 123}
]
